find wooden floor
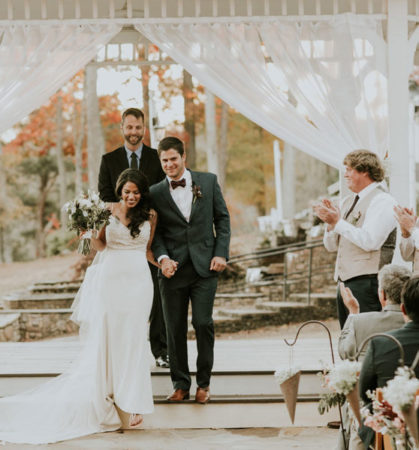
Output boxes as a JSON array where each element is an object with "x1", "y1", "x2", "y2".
[{"x1": 0, "y1": 335, "x2": 339, "y2": 375}]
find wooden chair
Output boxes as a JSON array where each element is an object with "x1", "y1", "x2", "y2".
[{"x1": 374, "y1": 389, "x2": 393, "y2": 450}]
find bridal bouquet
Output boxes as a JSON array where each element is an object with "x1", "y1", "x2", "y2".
[
  {"x1": 318, "y1": 360, "x2": 362, "y2": 423},
  {"x1": 62, "y1": 191, "x2": 111, "y2": 255}
]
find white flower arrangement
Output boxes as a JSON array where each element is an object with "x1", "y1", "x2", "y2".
[
  {"x1": 324, "y1": 360, "x2": 362, "y2": 395},
  {"x1": 274, "y1": 366, "x2": 301, "y2": 385},
  {"x1": 383, "y1": 366, "x2": 419, "y2": 413},
  {"x1": 62, "y1": 190, "x2": 111, "y2": 255}
]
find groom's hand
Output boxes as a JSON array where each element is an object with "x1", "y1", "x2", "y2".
[
  {"x1": 161, "y1": 258, "x2": 178, "y2": 278},
  {"x1": 210, "y1": 256, "x2": 227, "y2": 272}
]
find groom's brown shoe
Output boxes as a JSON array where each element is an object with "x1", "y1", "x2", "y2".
[
  {"x1": 167, "y1": 389, "x2": 190, "y2": 402},
  {"x1": 195, "y1": 387, "x2": 210, "y2": 404}
]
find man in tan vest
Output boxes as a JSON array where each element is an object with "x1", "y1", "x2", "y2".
[
  {"x1": 394, "y1": 205, "x2": 419, "y2": 271},
  {"x1": 314, "y1": 150, "x2": 397, "y2": 328}
]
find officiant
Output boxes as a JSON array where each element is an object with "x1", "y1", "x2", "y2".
[{"x1": 98, "y1": 107, "x2": 169, "y2": 369}]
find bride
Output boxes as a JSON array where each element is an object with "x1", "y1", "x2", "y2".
[{"x1": 0, "y1": 169, "x2": 157, "y2": 444}]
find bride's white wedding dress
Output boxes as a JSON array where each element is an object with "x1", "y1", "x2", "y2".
[{"x1": 0, "y1": 216, "x2": 154, "y2": 444}]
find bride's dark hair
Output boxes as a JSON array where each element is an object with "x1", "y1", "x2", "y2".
[{"x1": 115, "y1": 169, "x2": 151, "y2": 238}]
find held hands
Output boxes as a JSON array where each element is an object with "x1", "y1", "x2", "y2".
[
  {"x1": 313, "y1": 199, "x2": 341, "y2": 231},
  {"x1": 339, "y1": 282, "x2": 360, "y2": 315},
  {"x1": 394, "y1": 205, "x2": 417, "y2": 238},
  {"x1": 210, "y1": 256, "x2": 227, "y2": 272},
  {"x1": 161, "y1": 258, "x2": 178, "y2": 278}
]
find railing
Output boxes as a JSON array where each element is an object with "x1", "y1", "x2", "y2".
[
  {"x1": 3, "y1": 0, "x2": 419, "y2": 23},
  {"x1": 225, "y1": 238, "x2": 335, "y2": 305}
]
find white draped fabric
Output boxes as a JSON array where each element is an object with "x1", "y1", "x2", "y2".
[
  {"x1": 0, "y1": 24, "x2": 121, "y2": 135},
  {"x1": 136, "y1": 15, "x2": 388, "y2": 168}
]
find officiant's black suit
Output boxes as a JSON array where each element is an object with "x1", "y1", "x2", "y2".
[
  {"x1": 98, "y1": 145, "x2": 168, "y2": 362},
  {"x1": 98, "y1": 145, "x2": 164, "y2": 202},
  {"x1": 150, "y1": 170, "x2": 230, "y2": 390}
]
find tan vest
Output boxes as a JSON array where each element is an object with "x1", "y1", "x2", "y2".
[{"x1": 335, "y1": 186, "x2": 396, "y2": 281}]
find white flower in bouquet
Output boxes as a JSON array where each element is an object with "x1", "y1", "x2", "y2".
[
  {"x1": 274, "y1": 366, "x2": 301, "y2": 385},
  {"x1": 383, "y1": 366, "x2": 419, "y2": 413},
  {"x1": 324, "y1": 360, "x2": 361, "y2": 395},
  {"x1": 62, "y1": 191, "x2": 111, "y2": 255}
]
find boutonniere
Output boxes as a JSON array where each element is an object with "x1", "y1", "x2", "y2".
[
  {"x1": 350, "y1": 211, "x2": 362, "y2": 226},
  {"x1": 192, "y1": 183, "x2": 203, "y2": 204}
]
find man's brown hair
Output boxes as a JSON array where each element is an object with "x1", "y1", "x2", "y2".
[
  {"x1": 121, "y1": 108, "x2": 144, "y2": 124},
  {"x1": 343, "y1": 149, "x2": 385, "y2": 182}
]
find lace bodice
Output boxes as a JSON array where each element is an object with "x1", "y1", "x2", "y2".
[{"x1": 105, "y1": 215, "x2": 150, "y2": 251}]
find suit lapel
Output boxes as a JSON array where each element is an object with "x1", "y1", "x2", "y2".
[
  {"x1": 139, "y1": 144, "x2": 150, "y2": 174},
  {"x1": 189, "y1": 171, "x2": 201, "y2": 221},
  {"x1": 116, "y1": 147, "x2": 129, "y2": 173}
]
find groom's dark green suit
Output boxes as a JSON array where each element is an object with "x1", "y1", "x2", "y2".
[{"x1": 150, "y1": 170, "x2": 230, "y2": 391}]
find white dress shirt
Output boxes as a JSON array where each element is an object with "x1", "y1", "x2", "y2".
[
  {"x1": 157, "y1": 169, "x2": 193, "y2": 264},
  {"x1": 167, "y1": 169, "x2": 193, "y2": 222},
  {"x1": 124, "y1": 144, "x2": 143, "y2": 167},
  {"x1": 324, "y1": 182, "x2": 397, "y2": 252}
]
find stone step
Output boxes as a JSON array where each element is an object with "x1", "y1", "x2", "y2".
[
  {"x1": 2, "y1": 293, "x2": 76, "y2": 310},
  {"x1": 0, "y1": 369, "x2": 327, "y2": 398},
  {"x1": 29, "y1": 282, "x2": 81, "y2": 294},
  {"x1": 214, "y1": 292, "x2": 269, "y2": 307},
  {"x1": 0, "y1": 309, "x2": 77, "y2": 341},
  {"x1": 255, "y1": 301, "x2": 311, "y2": 311}
]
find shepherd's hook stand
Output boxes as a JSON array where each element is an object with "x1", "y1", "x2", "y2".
[{"x1": 284, "y1": 320, "x2": 347, "y2": 450}]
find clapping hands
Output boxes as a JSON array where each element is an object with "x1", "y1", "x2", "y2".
[
  {"x1": 313, "y1": 199, "x2": 341, "y2": 231},
  {"x1": 339, "y1": 282, "x2": 360, "y2": 315},
  {"x1": 394, "y1": 205, "x2": 417, "y2": 238}
]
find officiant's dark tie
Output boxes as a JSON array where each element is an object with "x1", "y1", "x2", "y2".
[
  {"x1": 130, "y1": 153, "x2": 139, "y2": 170},
  {"x1": 171, "y1": 179, "x2": 186, "y2": 189},
  {"x1": 344, "y1": 195, "x2": 359, "y2": 220}
]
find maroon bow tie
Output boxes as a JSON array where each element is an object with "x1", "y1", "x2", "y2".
[{"x1": 170, "y1": 178, "x2": 186, "y2": 189}]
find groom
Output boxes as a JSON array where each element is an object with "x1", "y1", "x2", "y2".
[{"x1": 150, "y1": 136, "x2": 230, "y2": 404}]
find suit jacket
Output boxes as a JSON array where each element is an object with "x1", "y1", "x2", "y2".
[
  {"x1": 98, "y1": 145, "x2": 165, "y2": 202},
  {"x1": 150, "y1": 170, "x2": 230, "y2": 280},
  {"x1": 338, "y1": 304, "x2": 404, "y2": 361},
  {"x1": 358, "y1": 322, "x2": 419, "y2": 447}
]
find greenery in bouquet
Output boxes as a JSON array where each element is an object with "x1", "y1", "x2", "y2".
[
  {"x1": 318, "y1": 360, "x2": 361, "y2": 415},
  {"x1": 62, "y1": 191, "x2": 111, "y2": 255}
]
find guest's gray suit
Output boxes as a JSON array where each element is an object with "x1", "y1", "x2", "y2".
[
  {"x1": 338, "y1": 304, "x2": 404, "y2": 360},
  {"x1": 150, "y1": 170, "x2": 230, "y2": 390}
]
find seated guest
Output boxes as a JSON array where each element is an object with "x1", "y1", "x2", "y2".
[
  {"x1": 394, "y1": 205, "x2": 419, "y2": 271},
  {"x1": 335, "y1": 264, "x2": 410, "y2": 450},
  {"x1": 338, "y1": 264, "x2": 410, "y2": 360},
  {"x1": 358, "y1": 276, "x2": 419, "y2": 448}
]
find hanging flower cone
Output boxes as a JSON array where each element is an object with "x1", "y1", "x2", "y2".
[
  {"x1": 401, "y1": 403, "x2": 419, "y2": 448},
  {"x1": 279, "y1": 371, "x2": 301, "y2": 424},
  {"x1": 346, "y1": 381, "x2": 362, "y2": 426}
]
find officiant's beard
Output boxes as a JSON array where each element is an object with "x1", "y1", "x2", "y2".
[{"x1": 124, "y1": 134, "x2": 142, "y2": 147}]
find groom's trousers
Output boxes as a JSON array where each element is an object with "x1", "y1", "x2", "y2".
[{"x1": 159, "y1": 262, "x2": 218, "y2": 391}]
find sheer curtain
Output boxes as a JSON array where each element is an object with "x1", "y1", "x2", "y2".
[
  {"x1": 136, "y1": 15, "x2": 387, "y2": 168},
  {"x1": 0, "y1": 24, "x2": 121, "y2": 135}
]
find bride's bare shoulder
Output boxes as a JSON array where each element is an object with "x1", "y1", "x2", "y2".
[{"x1": 106, "y1": 202, "x2": 121, "y2": 215}]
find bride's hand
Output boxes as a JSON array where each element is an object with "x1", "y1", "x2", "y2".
[{"x1": 161, "y1": 258, "x2": 178, "y2": 278}]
